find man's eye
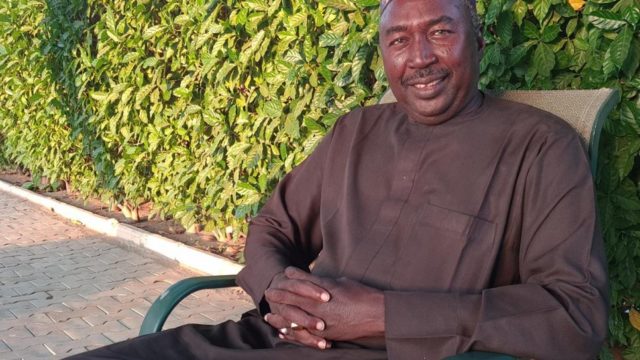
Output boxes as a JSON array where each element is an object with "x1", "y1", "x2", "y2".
[
  {"x1": 390, "y1": 38, "x2": 407, "y2": 46},
  {"x1": 432, "y1": 29, "x2": 452, "y2": 36}
]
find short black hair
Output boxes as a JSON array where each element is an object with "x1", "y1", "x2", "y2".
[{"x1": 380, "y1": 0, "x2": 482, "y2": 38}]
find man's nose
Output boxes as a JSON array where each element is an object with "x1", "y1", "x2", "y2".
[{"x1": 408, "y1": 37, "x2": 436, "y2": 68}]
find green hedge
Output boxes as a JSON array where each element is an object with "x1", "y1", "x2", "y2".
[
  {"x1": 0, "y1": 0, "x2": 384, "y2": 228},
  {"x1": 0, "y1": 0, "x2": 639, "y2": 356},
  {"x1": 0, "y1": 0, "x2": 98, "y2": 194}
]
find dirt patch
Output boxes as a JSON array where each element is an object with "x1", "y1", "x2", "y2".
[{"x1": 0, "y1": 169, "x2": 244, "y2": 263}]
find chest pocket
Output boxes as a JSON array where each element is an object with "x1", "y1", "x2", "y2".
[{"x1": 390, "y1": 203, "x2": 497, "y2": 292}]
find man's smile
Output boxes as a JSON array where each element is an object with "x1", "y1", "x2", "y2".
[{"x1": 404, "y1": 73, "x2": 449, "y2": 97}]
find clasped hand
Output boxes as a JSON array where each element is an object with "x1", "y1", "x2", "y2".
[{"x1": 263, "y1": 267, "x2": 384, "y2": 350}]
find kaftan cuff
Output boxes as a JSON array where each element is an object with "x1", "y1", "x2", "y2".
[
  {"x1": 236, "y1": 261, "x2": 286, "y2": 315},
  {"x1": 384, "y1": 291, "x2": 481, "y2": 339}
]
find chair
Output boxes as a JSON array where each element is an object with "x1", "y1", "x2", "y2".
[
  {"x1": 140, "y1": 88, "x2": 620, "y2": 359},
  {"x1": 379, "y1": 88, "x2": 620, "y2": 171}
]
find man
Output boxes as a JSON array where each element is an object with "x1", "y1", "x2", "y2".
[{"x1": 71, "y1": 0, "x2": 608, "y2": 358}]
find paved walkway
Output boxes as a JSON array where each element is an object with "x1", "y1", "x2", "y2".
[{"x1": 0, "y1": 190, "x2": 253, "y2": 359}]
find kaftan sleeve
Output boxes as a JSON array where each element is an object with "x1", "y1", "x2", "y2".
[
  {"x1": 235, "y1": 122, "x2": 339, "y2": 313},
  {"x1": 383, "y1": 131, "x2": 609, "y2": 359}
]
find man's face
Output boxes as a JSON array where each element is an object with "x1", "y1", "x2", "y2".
[{"x1": 379, "y1": 0, "x2": 483, "y2": 125}]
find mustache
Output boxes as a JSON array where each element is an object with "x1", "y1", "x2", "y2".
[{"x1": 401, "y1": 68, "x2": 450, "y2": 86}]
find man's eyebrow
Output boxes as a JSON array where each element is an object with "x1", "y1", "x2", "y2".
[
  {"x1": 383, "y1": 16, "x2": 455, "y2": 37},
  {"x1": 428, "y1": 16, "x2": 455, "y2": 27},
  {"x1": 384, "y1": 25, "x2": 408, "y2": 36}
]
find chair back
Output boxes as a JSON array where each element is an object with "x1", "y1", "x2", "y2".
[{"x1": 378, "y1": 89, "x2": 620, "y2": 171}]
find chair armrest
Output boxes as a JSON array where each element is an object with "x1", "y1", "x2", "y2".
[
  {"x1": 139, "y1": 275, "x2": 237, "y2": 335},
  {"x1": 445, "y1": 351, "x2": 516, "y2": 359},
  {"x1": 139, "y1": 276, "x2": 514, "y2": 360}
]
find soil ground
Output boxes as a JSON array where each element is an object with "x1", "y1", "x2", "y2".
[{"x1": 0, "y1": 168, "x2": 244, "y2": 263}]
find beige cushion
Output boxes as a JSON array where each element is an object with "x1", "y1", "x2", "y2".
[{"x1": 378, "y1": 89, "x2": 619, "y2": 151}]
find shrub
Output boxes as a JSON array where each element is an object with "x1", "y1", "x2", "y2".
[
  {"x1": 0, "y1": 0, "x2": 384, "y2": 226},
  {"x1": 0, "y1": 0, "x2": 98, "y2": 195}
]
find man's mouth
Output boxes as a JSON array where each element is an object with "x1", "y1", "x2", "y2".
[
  {"x1": 412, "y1": 77, "x2": 445, "y2": 89},
  {"x1": 404, "y1": 74, "x2": 449, "y2": 97},
  {"x1": 402, "y1": 69, "x2": 450, "y2": 92}
]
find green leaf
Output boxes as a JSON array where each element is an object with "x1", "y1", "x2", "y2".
[
  {"x1": 508, "y1": 42, "x2": 533, "y2": 66},
  {"x1": 319, "y1": 0, "x2": 357, "y2": 11},
  {"x1": 566, "y1": 18, "x2": 578, "y2": 37},
  {"x1": 141, "y1": 57, "x2": 159, "y2": 68},
  {"x1": 106, "y1": 30, "x2": 121, "y2": 43},
  {"x1": 496, "y1": 11, "x2": 513, "y2": 44},
  {"x1": 609, "y1": 25, "x2": 633, "y2": 69},
  {"x1": 613, "y1": 179, "x2": 640, "y2": 211},
  {"x1": 174, "y1": 14, "x2": 191, "y2": 26},
  {"x1": 319, "y1": 33, "x2": 342, "y2": 47},
  {"x1": 289, "y1": 12, "x2": 308, "y2": 27},
  {"x1": 532, "y1": 42, "x2": 555, "y2": 77},
  {"x1": 142, "y1": 25, "x2": 164, "y2": 40},
  {"x1": 588, "y1": 11, "x2": 627, "y2": 30},
  {"x1": 486, "y1": 44, "x2": 502, "y2": 66},
  {"x1": 532, "y1": 0, "x2": 551, "y2": 24},
  {"x1": 620, "y1": 101, "x2": 640, "y2": 135},
  {"x1": 613, "y1": 136, "x2": 640, "y2": 179},
  {"x1": 173, "y1": 87, "x2": 191, "y2": 98},
  {"x1": 243, "y1": 0, "x2": 269, "y2": 11},
  {"x1": 484, "y1": 0, "x2": 504, "y2": 25},
  {"x1": 236, "y1": 182, "x2": 259, "y2": 195},
  {"x1": 353, "y1": 0, "x2": 378, "y2": 7},
  {"x1": 284, "y1": 114, "x2": 300, "y2": 139},
  {"x1": 89, "y1": 92, "x2": 109, "y2": 101},
  {"x1": 622, "y1": 38, "x2": 640, "y2": 78},
  {"x1": 263, "y1": 100, "x2": 283, "y2": 118},
  {"x1": 573, "y1": 38, "x2": 590, "y2": 51},
  {"x1": 122, "y1": 52, "x2": 140, "y2": 63},
  {"x1": 622, "y1": 6, "x2": 640, "y2": 26},
  {"x1": 602, "y1": 48, "x2": 618, "y2": 77},
  {"x1": 540, "y1": 24, "x2": 561, "y2": 43},
  {"x1": 22, "y1": 181, "x2": 35, "y2": 190},
  {"x1": 511, "y1": 0, "x2": 528, "y2": 27},
  {"x1": 523, "y1": 21, "x2": 540, "y2": 39}
]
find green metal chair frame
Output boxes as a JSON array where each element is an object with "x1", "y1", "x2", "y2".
[{"x1": 140, "y1": 88, "x2": 620, "y2": 359}]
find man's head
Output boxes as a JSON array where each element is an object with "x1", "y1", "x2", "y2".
[{"x1": 379, "y1": 0, "x2": 484, "y2": 125}]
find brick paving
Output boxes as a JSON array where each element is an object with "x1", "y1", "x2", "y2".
[{"x1": 0, "y1": 190, "x2": 253, "y2": 359}]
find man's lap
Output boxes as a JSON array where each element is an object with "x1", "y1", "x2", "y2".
[{"x1": 65, "y1": 310, "x2": 386, "y2": 360}]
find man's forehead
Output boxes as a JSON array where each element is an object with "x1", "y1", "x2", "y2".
[{"x1": 381, "y1": 0, "x2": 476, "y2": 13}]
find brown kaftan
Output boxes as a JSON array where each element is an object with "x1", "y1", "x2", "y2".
[{"x1": 70, "y1": 95, "x2": 608, "y2": 360}]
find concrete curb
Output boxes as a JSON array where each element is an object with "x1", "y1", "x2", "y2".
[{"x1": 0, "y1": 179, "x2": 243, "y2": 276}]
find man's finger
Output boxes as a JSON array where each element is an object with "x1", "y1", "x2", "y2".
[
  {"x1": 264, "y1": 303, "x2": 325, "y2": 332},
  {"x1": 266, "y1": 313, "x2": 327, "y2": 350},
  {"x1": 278, "y1": 328, "x2": 331, "y2": 350},
  {"x1": 271, "y1": 277, "x2": 330, "y2": 303},
  {"x1": 263, "y1": 312, "x2": 291, "y2": 333},
  {"x1": 265, "y1": 288, "x2": 294, "y2": 305},
  {"x1": 283, "y1": 267, "x2": 331, "y2": 301}
]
